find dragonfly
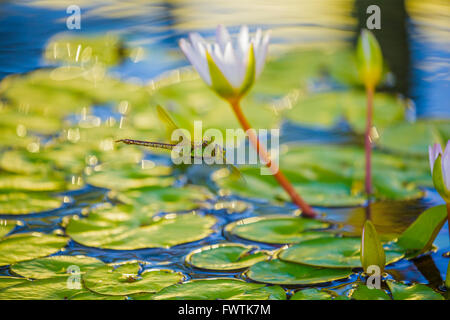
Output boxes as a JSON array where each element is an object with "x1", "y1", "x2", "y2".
[{"x1": 116, "y1": 105, "x2": 242, "y2": 179}]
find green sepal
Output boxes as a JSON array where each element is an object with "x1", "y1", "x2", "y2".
[
  {"x1": 432, "y1": 154, "x2": 450, "y2": 202},
  {"x1": 239, "y1": 44, "x2": 256, "y2": 97},
  {"x1": 356, "y1": 29, "x2": 383, "y2": 88},
  {"x1": 360, "y1": 220, "x2": 386, "y2": 273},
  {"x1": 206, "y1": 51, "x2": 236, "y2": 100}
]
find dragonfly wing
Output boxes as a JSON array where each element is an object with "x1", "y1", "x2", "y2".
[{"x1": 157, "y1": 105, "x2": 191, "y2": 145}]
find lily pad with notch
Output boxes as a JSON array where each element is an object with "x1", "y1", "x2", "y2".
[
  {"x1": 279, "y1": 237, "x2": 404, "y2": 268},
  {"x1": 84, "y1": 262, "x2": 184, "y2": 296},
  {"x1": 134, "y1": 278, "x2": 286, "y2": 300},
  {"x1": 246, "y1": 259, "x2": 353, "y2": 285},
  {"x1": 66, "y1": 206, "x2": 217, "y2": 250},
  {"x1": 226, "y1": 215, "x2": 330, "y2": 244},
  {"x1": 186, "y1": 243, "x2": 269, "y2": 271},
  {"x1": 0, "y1": 233, "x2": 69, "y2": 267},
  {"x1": 11, "y1": 255, "x2": 105, "y2": 279}
]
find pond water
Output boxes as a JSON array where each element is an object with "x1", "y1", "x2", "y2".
[{"x1": 0, "y1": 0, "x2": 449, "y2": 300}]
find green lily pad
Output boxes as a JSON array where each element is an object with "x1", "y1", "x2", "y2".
[
  {"x1": 377, "y1": 121, "x2": 450, "y2": 156},
  {"x1": 0, "y1": 174, "x2": 65, "y2": 192},
  {"x1": 350, "y1": 284, "x2": 391, "y2": 300},
  {"x1": 0, "y1": 149, "x2": 49, "y2": 175},
  {"x1": 66, "y1": 206, "x2": 217, "y2": 250},
  {"x1": 44, "y1": 34, "x2": 125, "y2": 66},
  {"x1": 279, "y1": 237, "x2": 404, "y2": 268},
  {"x1": 291, "y1": 288, "x2": 347, "y2": 300},
  {"x1": 0, "y1": 192, "x2": 63, "y2": 215},
  {"x1": 227, "y1": 216, "x2": 329, "y2": 244},
  {"x1": 282, "y1": 91, "x2": 405, "y2": 134},
  {"x1": 0, "y1": 219, "x2": 16, "y2": 238},
  {"x1": 0, "y1": 233, "x2": 69, "y2": 266},
  {"x1": 277, "y1": 182, "x2": 368, "y2": 207},
  {"x1": 397, "y1": 205, "x2": 448, "y2": 254},
  {"x1": 246, "y1": 259, "x2": 353, "y2": 285},
  {"x1": 11, "y1": 255, "x2": 104, "y2": 279},
  {"x1": 216, "y1": 144, "x2": 427, "y2": 205},
  {"x1": 135, "y1": 278, "x2": 286, "y2": 300},
  {"x1": 0, "y1": 276, "x2": 28, "y2": 290},
  {"x1": 186, "y1": 244, "x2": 269, "y2": 271},
  {"x1": 84, "y1": 262, "x2": 183, "y2": 296},
  {"x1": 0, "y1": 277, "x2": 87, "y2": 300},
  {"x1": 86, "y1": 164, "x2": 174, "y2": 191},
  {"x1": 387, "y1": 281, "x2": 444, "y2": 300},
  {"x1": 69, "y1": 291, "x2": 126, "y2": 300},
  {"x1": 110, "y1": 185, "x2": 213, "y2": 213}
]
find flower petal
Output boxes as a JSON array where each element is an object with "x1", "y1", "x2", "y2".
[
  {"x1": 216, "y1": 24, "x2": 230, "y2": 51},
  {"x1": 442, "y1": 141, "x2": 450, "y2": 189},
  {"x1": 429, "y1": 143, "x2": 442, "y2": 174},
  {"x1": 179, "y1": 39, "x2": 211, "y2": 85}
]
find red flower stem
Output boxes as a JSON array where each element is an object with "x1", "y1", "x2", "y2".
[
  {"x1": 229, "y1": 100, "x2": 316, "y2": 218},
  {"x1": 365, "y1": 85, "x2": 374, "y2": 197}
]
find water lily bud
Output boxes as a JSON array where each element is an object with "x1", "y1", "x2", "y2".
[
  {"x1": 361, "y1": 220, "x2": 386, "y2": 273},
  {"x1": 429, "y1": 141, "x2": 450, "y2": 202},
  {"x1": 179, "y1": 25, "x2": 270, "y2": 102},
  {"x1": 356, "y1": 29, "x2": 383, "y2": 88}
]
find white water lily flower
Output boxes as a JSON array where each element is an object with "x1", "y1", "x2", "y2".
[
  {"x1": 179, "y1": 25, "x2": 270, "y2": 101},
  {"x1": 429, "y1": 141, "x2": 450, "y2": 201}
]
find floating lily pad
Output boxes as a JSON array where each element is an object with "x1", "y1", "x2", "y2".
[
  {"x1": 84, "y1": 262, "x2": 183, "y2": 296},
  {"x1": 377, "y1": 121, "x2": 450, "y2": 156},
  {"x1": 0, "y1": 174, "x2": 65, "y2": 192},
  {"x1": 0, "y1": 233, "x2": 68, "y2": 266},
  {"x1": 45, "y1": 34, "x2": 125, "y2": 66},
  {"x1": 186, "y1": 244, "x2": 269, "y2": 271},
  {"x1": 69, "y1": 291, "x2": 126, "y2": 300},
  {"x1": 350, "y1": 284, "x2": 391, "y2": 300},
  {"x1": 0, "y1": 276, "x2": 28, "y2": 290},
  {"x1": 110, "y1": 185, "x2": 213, "y2": 213},
  {"x1": 282, "y1": 91, "x2": 405, "y2": 134},
  {"x1": 11, "y1": 255, "x2": 104, "y2": 279},
  {"x1": 387, "y1": 281, "x2": 444, "y2": 300},
  {"x1": 291, "y1": 288, "x2": 347, "y2": 300},
  {"x1": 279, "y1": 237, "x2": 404, "y2": 268},
  {"x1": 86, "y1": 165, "x2": 174, "y2": 191},
  {"x1": 0, "y1": 277, "x2": 87, "y2": 300},
  {"x1": 0, "y1": 220, "x2": 16, "y2": 238},
  {"x1": 216, "y1": 145, "x2": 427, "y2": 205},
  {"x1": 246, "y1": 259, "x2": 353, "y2": 285},
  {"x1": 135, "y1": 278, "x2": 286, "y2": 300},
  {"x1": 227, "y1": 216, "x2": 329, "y2": 244},
  {"x1": 0, "y1": 149, "x2": 49, "y2": 175},
  {"x1": 0, "y1": 192, "x2": 63, "y2": 215},
  {"x1": 66, "y1": 206, "x2": 217, "y2": 250}
]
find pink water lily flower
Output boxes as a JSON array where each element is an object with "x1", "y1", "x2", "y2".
[{"x1": 428, "y1": 141, "x2": 450, "y2": 201}]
